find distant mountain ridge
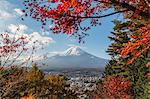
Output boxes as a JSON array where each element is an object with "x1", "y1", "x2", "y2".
[{"x1": 37, "y1": 46, "x2": 108, "y2": 70}]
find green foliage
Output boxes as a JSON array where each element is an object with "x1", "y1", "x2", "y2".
[
  {"x1": 105, "y1": 20, "x2": 130, "y2": 77},
  {"x1": 141, "y1": 79, "x2": 150, "y2": 98},
  {"x1": 104, "y1": 59, "x2": 118, "y2": 75},
  {"x1": 106, "y1": 20, "x2": 130, "y2": 58},
  {"x1": 128, "y1": 50, "x2": 150, "y2": 98}
]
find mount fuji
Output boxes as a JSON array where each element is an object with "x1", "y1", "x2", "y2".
[{"x1": 37, "y1": 46, "x2": 108, "y2": 70}]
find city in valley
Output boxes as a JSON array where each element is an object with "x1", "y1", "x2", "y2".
[{"x1": 44, "y1": 68, "x2": 103, "y2": 99}]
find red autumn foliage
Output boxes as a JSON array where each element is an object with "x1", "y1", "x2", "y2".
[
  {"x1": 102, "y1": 76, "x2": 132, "y2": 99},
  {"x1": 23, "y1": 0, "x2": 149, "y2": 62},
  {"x1": 0, "y1": 34, "x2": 28, "y2": 55},
  {"x1": 23, "y1": 0, "x2": 149, "y2": 33}
]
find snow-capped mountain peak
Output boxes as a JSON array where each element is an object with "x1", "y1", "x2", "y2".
[
  {"x1": 36, "y1": 46, "x2": 108, "y2": 70},
  {"x1": 62, "y1": 46, "x2": 85, "y2": 56}
]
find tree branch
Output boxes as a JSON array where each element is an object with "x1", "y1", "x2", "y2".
[
  {"x1": 71, "y1": 10, "x2": 128, "y2": 19},
  {"x1": 104, "y1": 0, "x2": 150, "y2": 19},
  {"x1": 94, "y1": 0, "x2": 150, "y2": 18},
  {"x1": 74, "y1": 0, "x2": 150, "y2": 19}
]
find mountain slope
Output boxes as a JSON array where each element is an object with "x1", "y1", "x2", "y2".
[{"x1": 37, "y1": 46, "x2": 108, "y2": 70}]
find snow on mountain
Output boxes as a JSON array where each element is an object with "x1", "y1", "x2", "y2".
[
  {"x1": 62, "y1": 46, "x2": 85, "y2": 56},
  {"x1": 37, "y1": 46, "x2": 108, "y2": 70}
]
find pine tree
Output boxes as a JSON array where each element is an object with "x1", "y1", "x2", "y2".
[
  {"x1": 104, "y1": 20, "x2": 130, "y2": 77},
  {"x1": 128, "y1": 50, "x2": 150, "y2": 98},
  {"x1": 104, "y1": 20, "x2": 150, "y2": 98}
]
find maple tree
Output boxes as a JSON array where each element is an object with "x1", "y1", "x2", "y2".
[{"x1": 23, "y1": 0, "x2": 150, "y2": 63}]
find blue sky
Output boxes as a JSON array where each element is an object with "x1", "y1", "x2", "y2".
[{"x1": 0, "y1": 0, "x2": 124, "y2": 59}]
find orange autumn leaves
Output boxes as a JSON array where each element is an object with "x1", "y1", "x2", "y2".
[
  {"x1": 21, "y1": 95, "x2": 34, "y2": 99},
  {"x1": 119, "y1": 0, "x2": 150, "y2": 64},
  {"x1": 121, "y1": 24, "x2": 150, "y2": 64}
]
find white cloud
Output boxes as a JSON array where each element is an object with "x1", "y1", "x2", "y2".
[
  {"x1": 0, "y1": 1, "x2": 55, "y2": 64},
  {"x1": 0, "y1": 0, "x2": 15, "y2": 19},
  {"x1": 29, "y1": 32, "x2": 55, "y2": 47},
  {"x1": 1, "y1": 24, "x2": 55, "y2": 48},
  {"x1": 0, "y1": 10, "x2": 13, "y2": 19},
  {"x1": 0, "y1": 1, "x2": 24, "y2": 20},
  {"x1": 0, "y1": 1, "x2": 55, "y2": 47},
  {"x1": 0, "y1": 24, "x2": 55, "y2": 65},
  {"x1": 14, "y1": 8, "x2": 24, "y2": 16},
  {"x1": 8, "y1": 24, "x2": 28, "y2": 34}
]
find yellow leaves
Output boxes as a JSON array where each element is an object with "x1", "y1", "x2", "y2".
[
  {"x1": 146, "y1": 62, "x2": 150, "y2": 78},
  {"x1": 21, "y1": 95, "x2": 34, "y2": 99},
  {"x1": 26, "y1": 64, "x2": 44, "y2": 81},
  {"x1": 47, "y1": 75, "x2": 65, "y2": 86}
]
